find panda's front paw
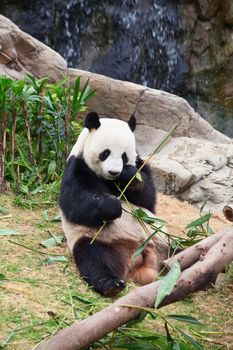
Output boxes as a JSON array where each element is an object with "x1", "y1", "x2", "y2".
[
  {"x1": 96, "y1": 278, "x2": 126, "y2": 297},
  {"x1": 105, "y1": 196, "x2": 122, "y2": 221},
  {"x1": 118, "y1": 165, "x2": 139, "y2": 187}
]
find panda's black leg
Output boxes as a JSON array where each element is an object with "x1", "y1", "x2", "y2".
[{"x1": 73, "y1": 237, "x2": 126, "y2": 297}]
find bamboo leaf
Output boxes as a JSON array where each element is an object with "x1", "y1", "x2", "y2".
[
  {"x1": 0, "y1": 229, "x2": 22, "y2": 236},
  {"x1": 133, "y1": 208, "x2": 166, "y2": 225},
  {"x1": 167, "y1": 315, "x2": 202, "y2": 325},
  {"x1": 72, "y1": 76, "x2": 81, "y2": 114},
  {"x1": 42, "y1": 210, "x2": 49, "y2": 222},
  {"x1": 186, "y1": 213, "x2": 212, "y2": 229},
  {"x1": 179, "y1": 330, "x2": 204, "y2": 350},
  {"x1": 50, "y1": 214, "x2": 61, "y2": 222},
  {"x1": 0, "y1": 331, "x2": 15, "y2": 348},
  {"x1": 112, "y1": 342, "x2": 160, "y2": 349},
  {"x1": 78, "y1": 78, "x2": 90, "y2": 102},
  {"x1": 0, "y1": 207, "x2": 9, "y2": 215},
  {"x1": 41, "y1": 234, "x2": 63, "y2": 247},
  {"x1": 46, "y1": 256, "x2": 68, "y2": 264},
  {"x1": 72, "y1": 294, "x2": 96, "y2": 304},
  {"x1": 126, "y1": 310, "x2": 148, "y2": 327},
  {"x1": 165, "y1": 321, "x2": 173, "y2": 342},
  {"x1": 133, "y1": 227, "x2": 163, "y2": 258},
  {"x1": 154, "y1": 262, "x2": 181, "y2": 308},
  {"x1": 172, "y1": 342, "x2": 181, "y2": 350},
  {"x1": 42, "y1": 211, "x2": 61, "y2": 222},
  {"x1": 20, "y1": 184, "x2": 29, "y2": 194},
  {"x1": 136, "y1": 171, "x2": 142, "y2": 182},
  {"x1": 82, "y1": 89, "x2": 96, "y2": 103}
]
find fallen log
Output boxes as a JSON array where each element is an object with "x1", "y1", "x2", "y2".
[
  {"x1": 223, "y1": 205, "x2": 233, "y2": 222},
  {"x1": 162, "y1": 227, "x2": 232, "y2": 271},
  {"x1": 33, "y1": 227, "x2": 233, "y2": 350}
]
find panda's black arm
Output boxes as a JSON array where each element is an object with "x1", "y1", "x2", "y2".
[
  {"x1": 117, "y1": 157, "x2": 156, "y2": 213},
  {"x1": 59, "y1": 157, "x2": 122, "y2": 227},
  {"x1": 60, "y1": 184, "x2": 122, "y2": 227}
]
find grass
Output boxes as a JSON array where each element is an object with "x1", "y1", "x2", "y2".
[{"x1": 0, "y1": 192, "x2": 232, "y2": 350}]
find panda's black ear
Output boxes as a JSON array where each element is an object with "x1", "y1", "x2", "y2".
[
  {"x1": 84, "y1": 112, "x2": 101, "y2": 130},
  {"x1": 128, "y1": 115, "x2": 136, "y2": 132}
]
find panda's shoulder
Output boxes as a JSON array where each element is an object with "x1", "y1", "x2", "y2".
[
  {"x1": 64, "y1": 156, "x2": 92, "y2": 178},
  {"x1": 62, "y1": 156, "x2": 107, "y2": 190}
]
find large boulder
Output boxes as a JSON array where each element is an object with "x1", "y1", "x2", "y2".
[
  {"x1": 0, "y1": 15, "x2": 67, "y2": 81},
  {"x1": 68, "y1": 68, "x2": 233, "y2": 212}
]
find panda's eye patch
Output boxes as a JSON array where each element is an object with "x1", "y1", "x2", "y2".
[
  {"x1": 99, "y1": 149, "x2": 111, "y2": 161},
  {"x1": 122, "y1": 152, "x2": 128, "y2": 164}
]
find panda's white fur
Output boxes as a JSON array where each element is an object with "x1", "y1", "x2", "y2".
[
  {"x1": 69, "y1": 118, "x2": 137, "y2": 179},
  {"x1": 59, "y1": 112, "x2": 168, "y2": 297}
]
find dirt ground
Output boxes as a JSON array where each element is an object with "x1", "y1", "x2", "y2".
[
  {"x1": 157, "y1": 193, "x2": 229, "y2": 234},
  {"x1": 0, "y1": 192, "x2": 232, "y2": 350}
]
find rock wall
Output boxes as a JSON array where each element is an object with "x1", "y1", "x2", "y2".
[
  {"x1": 0, "y1": 15, "x2": 232, "y2": 212},
  {"x1": 178, "y1": 0, "x2": 233, "y2": 137}
]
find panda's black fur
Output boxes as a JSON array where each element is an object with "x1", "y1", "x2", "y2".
[
  {"x1": 59, "y1": 112, "x2": 166, "y2": 297},
  {"x1": 59, "y1": 155, "x2": 156, "y2": 227}
]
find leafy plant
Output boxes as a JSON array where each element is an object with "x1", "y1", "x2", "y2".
[
  {"x1": 171, "y1": 205, "x2": 213, "y2": 250},
  {"x1": 0, "y1": 74, "x2": 95, "y2": 199}
]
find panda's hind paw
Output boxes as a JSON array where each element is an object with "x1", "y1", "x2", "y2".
[{"x1": 101, "y1": 278, "x2": 126, "y2": 297}]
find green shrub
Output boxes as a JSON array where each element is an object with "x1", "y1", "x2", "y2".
[{"x1": 0, "y1": 74, "x2": 95, "y2": 196}]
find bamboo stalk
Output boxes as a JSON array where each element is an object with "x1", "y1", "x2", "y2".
[
  {"x1": 0, "y1": 112, "x2": 7, "y2": 192},
  {"x1": 119, "y1": 124, "x2": 178, "y2": 199},
  {"x1": 36, "y1": 91, "x2": 44, "y2": 155},
  {"x1": 65, "y1": 113, "x2": 71, "y2": 160},
  {"x1": 15, "y1": 165, "x2": 20, "y2": 193},
  {"x1": 22, "y1": 101, "x2": 35, "y2": 165},
  {"x1": 11, "y1": 109, "x2": 17, "y2": 175}
]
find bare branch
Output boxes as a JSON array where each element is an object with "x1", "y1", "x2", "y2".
[{"x1": 162, "y1": 227, "x2": 232, "y2": 271}]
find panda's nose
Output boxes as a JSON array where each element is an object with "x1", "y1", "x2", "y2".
[{"x1": 108, "y1": 170, "x2": 120, "y2": 177}]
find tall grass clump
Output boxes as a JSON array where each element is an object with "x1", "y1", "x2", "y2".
[{"x1": 0, "y1": 75, "x2": 95, "y2": 202}]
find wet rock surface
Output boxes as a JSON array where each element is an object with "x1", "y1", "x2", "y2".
[{"x1": 178, "y1": 0, "x2": 233, "y2": 137}]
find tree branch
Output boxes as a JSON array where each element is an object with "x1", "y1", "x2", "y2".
[{"x1": 162, "y1": 227, "x2": 232, "y2": 271}]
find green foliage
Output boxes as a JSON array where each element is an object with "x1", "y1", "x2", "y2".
[
  {"x1": 171, "y1": 207, "x2": 213, "y2": 250},
  {"x1": 132, "y1": 226, "x2": 164, "y2": 258},
  {"x1": 0, "y1": 74, "x2": 95, "y2": 199},
  {"x1": 154, "y1": 262, "x2": 181, "y2": 309}
]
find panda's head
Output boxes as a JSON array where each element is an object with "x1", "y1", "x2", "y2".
[{"x1": 70, "y1": 112, "x2": 137, "y2": 180}]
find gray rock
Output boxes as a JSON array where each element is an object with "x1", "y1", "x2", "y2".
[
  {"x1": 0, "y1": 15, "x2": 67, "y2": 81},
  {"x1": 152, "y1": 138, "x2": 233, "y2": 212},
  {"x1": 68, "y1": 68, "x2": 233, "y2": 213}
]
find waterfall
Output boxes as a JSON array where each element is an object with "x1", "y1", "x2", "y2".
[{"x1": 52, "y1": 0, "x2": 188, "y2": 94}]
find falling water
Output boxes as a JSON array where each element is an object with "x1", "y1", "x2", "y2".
[
  {"x1": 52, "y1": 0, "x2": 188, "y2": 94},
  {"x1": 0, "y1": 0, "x2": 188, "y2": 94}
]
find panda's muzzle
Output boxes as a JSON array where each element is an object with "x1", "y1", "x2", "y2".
[{"x1": 108, "y1": 170, "x2": 120, "y2": 177}]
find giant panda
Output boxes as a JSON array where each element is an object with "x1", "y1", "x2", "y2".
[{"x1": 59, "y1": 112, "x2": 168, "y2": 297}]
